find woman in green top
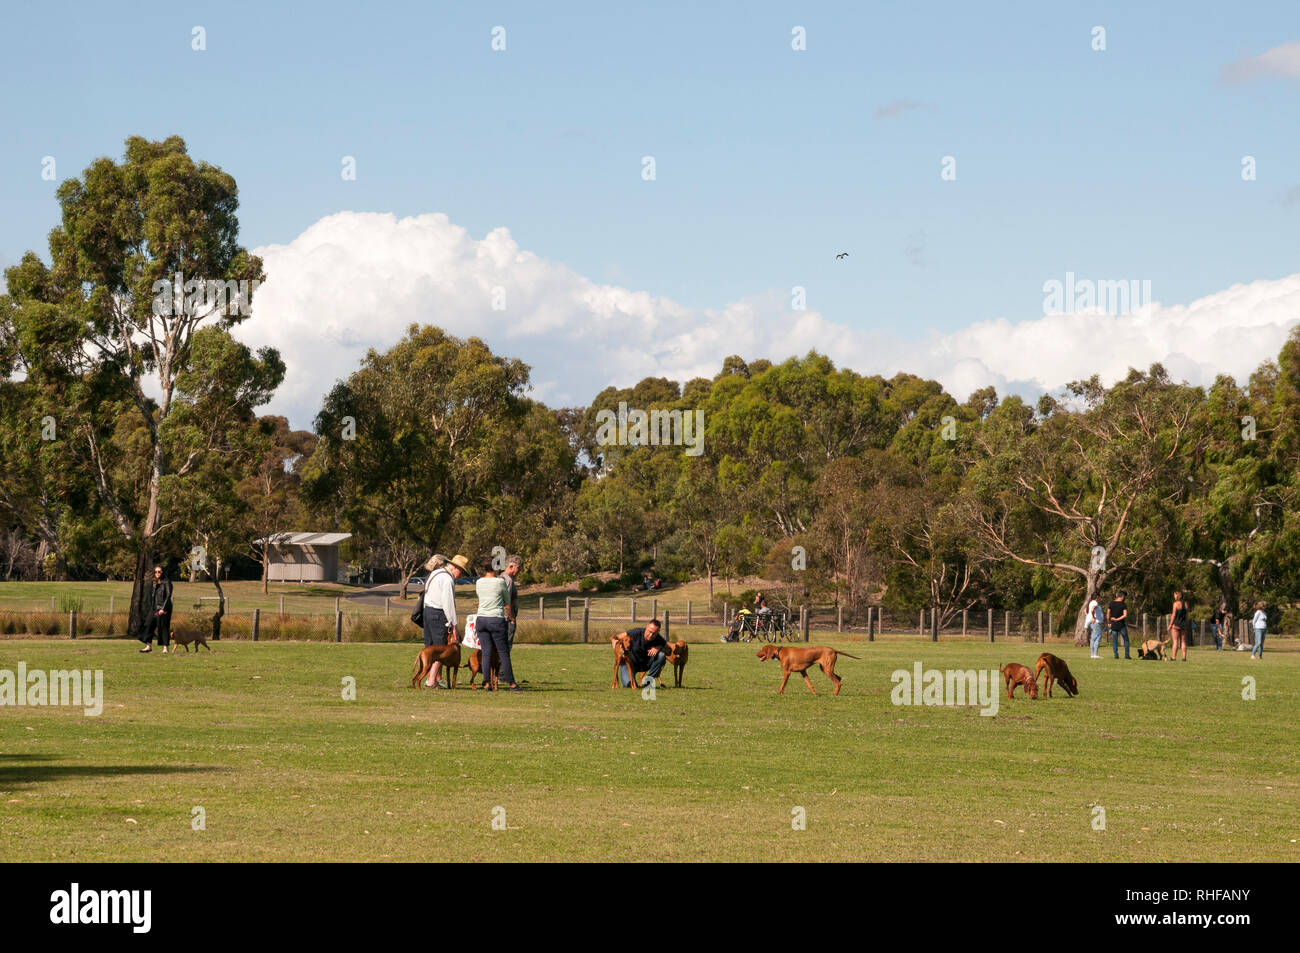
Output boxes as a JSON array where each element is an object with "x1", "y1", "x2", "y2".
[{"x1": 475, "y1": 558, "x2": 520, "y2": 691}]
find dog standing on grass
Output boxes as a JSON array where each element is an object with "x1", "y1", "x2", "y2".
[
  {"x1": 666, "y1": 640, "x2": 689, "y2": 687},
  {"x1": 412, "y1": 643, "x2": 461, "y2": 690},
  {"x1": 169, "y1": 628, "x2": 211, "y2": 653},
  {"x1": 1000, "y1": 663, "x2": 1039, "y2": 700},
  {"x1": 1034, "y1": 653, "x2": 1078, "y2": 697},
  {"x1": 756, "y1": 644, "x2": 860, "y2": 696}
]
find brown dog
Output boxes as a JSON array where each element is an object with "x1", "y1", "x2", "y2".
[
  {"x1": 170, "y1": 628, "x2": 211, "y2": 653},
  {"x1": 1137, "y1": 638, "x2": 1168, "y2": 661},
  {"x1": 411, "y1": 642, "x2": 461, "y2": 690},
  {"x1": 465, "y1": 649, "x2": 501, "y2": 690},
  {"x1": 1000, "y1": 663, "x2": 1039, "y2": 700},
  {"x1": 611, "y1": 633, "x2": 636, "y2": 689},
  {"x1": 666, "y1": 640, "x2": 689, "y2": 687},
  {"x1": 756, "y1": 644, "x2": 860, "y2": 696},
  {"x1": 1034, "y1": 653, "x2": 1078, "y2": 697}
]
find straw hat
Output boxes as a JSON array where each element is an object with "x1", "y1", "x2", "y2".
[{"x1": 449, "y1": 554, "x2": 472, "y2": 574}]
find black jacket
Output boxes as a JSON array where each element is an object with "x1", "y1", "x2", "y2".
[{"x1": 152, "y1": 578, "x2": 174, "y2": 613}]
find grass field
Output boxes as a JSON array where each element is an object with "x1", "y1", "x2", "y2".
[{"x1": 0, "y1": 635, "x2": 1295, "y2": 862}]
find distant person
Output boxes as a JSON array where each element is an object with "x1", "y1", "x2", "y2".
[
  {"x1": 423, "y1": 554, "x2": 469, "y2": 688},
  {"x1": 138, "y1": 564, "x2": 173, "y2": 654},
  {"x1": 612, "y1": 619, "x2": 668, "y2": 687},
  {"x1": 1211, "y1": 604, "x2": 1226, "y2": 651},
  {"x1": 1087, "y1": 595, "x2": 1105, "y2": 658},
  {"x1": 503, "y1": 554, "x2": 522, "y2": 647},
  {"x1": 1251, "y1": 602, "x2": 1267, "y2": 659},
  {"x1": 475, "y1": 558, "x2": 520, "y2": 691},
  {"x1": 1107, "y1": 590, "x2": 1131, "y2": 659},
  {"x1": 1169, "y1": 590, "x2": 1190, "y2": 662},
  {"x1": 753, "y1": 591, "x2": 771, "y2": 616}
]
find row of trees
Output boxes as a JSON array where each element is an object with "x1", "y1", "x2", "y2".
[{"x1": 3, "y1": 136, "x2": 1298, "y2": 644}]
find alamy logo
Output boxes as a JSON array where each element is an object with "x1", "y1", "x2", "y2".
[
  {"x1": 50, "y1": 883, "x2": 151, "y2": 933},
  {"x1": 151, "y1": 270, "x2": 259, "y2": 317},
  {"x1": 1042, "y1": 271, "x2": 1152, "y2": 316},
  {"x1": 594, "y1": 402, "x2": 704, "y2": 457},
  {"x1": 890, "y1": 662, "x2": 1000, "y2": 717},
  {"x1": 0, "y1": 664, "x2": 103, "y2": 716}
]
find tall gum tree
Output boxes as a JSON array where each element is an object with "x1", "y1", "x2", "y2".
[{"x1": 3, "y1": 136, "x2": 263, "y2": 634}]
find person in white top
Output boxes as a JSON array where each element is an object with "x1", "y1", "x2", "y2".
[
  {"x1": 1250, "y1": 602, "x2": 1267, "y2": 659},
  {"x1": 1086, "y1": 597, "x2": 1104, "y2": 658},
  {"x1": 423, "y1": 554, "x2": 469, "y2": 688}
]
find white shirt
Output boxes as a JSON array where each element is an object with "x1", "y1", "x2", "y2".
[
  {"x1": 1087, "y1": 599, "x2": 1099, "y2": 621},
  {"x1": 423, "y1": 569, "x2": 458, "y2": 628},
  {"x1": 1252, "y1": 609, "x2": 1266, "y2": 630}
]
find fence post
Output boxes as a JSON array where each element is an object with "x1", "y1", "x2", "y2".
[
  {"x1": 687, "y1": 600, "x2": 692, "y2": 625},
  {"x1": 70, "y1": 609, "x2": 77, "y2": 639},
  {"x1": 539, "y1": 596, "x2": 545, "y2": 621},
  {"x1": 723, "y1": 602, "x2": 728, "y2": 625},
  {"x1": 385, "y1": 597, "x2": 390, "y2": 616},
  {"x1": 566, "y1": 597, "x2": 571, "y2": 621},
  {"x1": 837, "y1": 605, "x2": 842, "y2": 632},
  {"x1": 1048, "y1": 612, "x2": 1053, "y2": 639},
  {"x1": 962, "y1": 609, "x2": 967, "y2": 636},
  {"x1": 918, "y1": 609, "x2": 924, "y2": 636},
  {"x1": 1037, "y1": 611, "x2": 1043, "y2": 643},
  {"x1": 663, "y1": 609, "x2": 670, "y2": 641},
  {"x1": 988, "y1": 608, "x2": 994, "y2": 642},
  {"x1": 279, "y1": 595, "x2": 285, "y2": 615},
  {"x1": 1004, "y1": 610, "x2": 1011, "y2": 640},
  {"x1": 801, "y1": 606, "x2": 809, "y2": 642},
  {"x1": 51, "y1": 596, "x2": 55, "y2": 611},
  {"x1": 652, "y1": 598, "x2": 657, "y2": 620},
  {"x1": 335, "y1": 597, "x2": 340, "y2": 614},
  {"x1": 582, "y1": 599, "x2": 590, "y2": 643},
  {"x1": 1142, "y1": 614, "x2": 1148, "y2": 640},
  {"x1": 253, "y1": 608, "x2": 260, "y2": 642},
  {"x1": 334, "y1": 610, "x2": 343, "y2": 643},
  {"x1": 930, "y1": 606, "x2": 938, "y2": 642},
  {"x1": 867, "y1": 606, "x2": 874, "y2": 642},
  {"x1": 109, "y1": 595, "x2": 114, "y2": 616}
]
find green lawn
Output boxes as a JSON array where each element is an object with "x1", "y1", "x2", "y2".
[{"x1": 0, "y1": 636, "x2": 1295, "y2": 862}]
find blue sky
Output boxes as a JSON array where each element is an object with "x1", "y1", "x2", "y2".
[{"x1": 3, "y1": 1, "x2": 1299, "y2": 426}]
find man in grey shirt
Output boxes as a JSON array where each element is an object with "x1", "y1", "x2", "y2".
[{"x1": 503, "y1": 554, "x2": 522, "y2": 646}]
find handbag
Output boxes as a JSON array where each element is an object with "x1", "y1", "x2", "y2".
[{"x1": 461, "y1": 614, "x2": 480, "y2": 650}]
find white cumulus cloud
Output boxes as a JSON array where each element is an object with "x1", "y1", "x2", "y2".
[{"x1": 236, "y1": 211, "x2": 1300, "y2": 429}]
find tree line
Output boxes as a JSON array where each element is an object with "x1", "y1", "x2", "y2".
[{"x1": 4, "y1": 137, "x2": 1298, "y2": 644}]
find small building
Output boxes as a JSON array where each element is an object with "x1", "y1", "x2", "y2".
[{"x1": 259, "y1": 532, "x2": 353, "y2": 583}]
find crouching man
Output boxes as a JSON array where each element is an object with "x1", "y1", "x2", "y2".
[{"x1": 611, "y1": 619, "x2": 668, "y2": 688}]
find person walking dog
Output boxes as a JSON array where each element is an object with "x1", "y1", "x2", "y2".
[
  {"x1": 423, "y1": 554, "x2": 469, "y2": 687},
  {"x1": 138, "y1": 564, "x2": 174, "y2": 654}
]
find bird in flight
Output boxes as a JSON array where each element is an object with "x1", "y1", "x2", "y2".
[{"x1": 836, "y1": 252, "x2": 849, "y2": 259}]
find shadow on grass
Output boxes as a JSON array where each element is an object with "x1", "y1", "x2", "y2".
[{"x1": 0, "y1": 759, "x2": 222, "y2": 787}]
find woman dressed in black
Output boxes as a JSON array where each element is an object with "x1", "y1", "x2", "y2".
[{"x1": 139, "y1": 564, "x2": 173, "y2": 654}]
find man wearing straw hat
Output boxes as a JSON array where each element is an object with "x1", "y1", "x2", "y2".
[{"x1": 422, "y1": 553, "x2": 471, "y2": 688}]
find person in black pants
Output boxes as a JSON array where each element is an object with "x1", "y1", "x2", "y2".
[
  {"x1": 1107, "y1": 590, "x2": 1131, "y2": 659},
  {"x1": 611, "y1": 619, "x2": 668, "y2": 687},
  {"x1": 139, "y1": 565, "x2": 173, "y2": 654}
]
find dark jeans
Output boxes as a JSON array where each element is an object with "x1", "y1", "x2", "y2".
[
  {"x1": 422, "y1": 608, "x2": 450, "y2": 647},
  {"x1": 141, "y1": 610, "x2": 172, "y2": 647},
  {"x1": 619, "y1": 650, "x2": 668, "y2": 687},
  {"x1": 1111, "y1": 625, "x2": 1129, "y2": 658},
  {"x1": 478, "y1": 616, "x2": 515, "y2": 685}
]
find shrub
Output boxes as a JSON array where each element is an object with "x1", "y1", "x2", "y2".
[{"x1": 578, "y1": 576, "x2": 599, "y2": 592}]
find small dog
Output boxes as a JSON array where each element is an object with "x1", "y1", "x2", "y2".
[
  {"x1": 170, "y1": 628, "x2": 211, "y2": 653},
  {"x1": 465, "y1": 649, "x2": 501, "y2": 690},
  {"x1": 756, "y1": 644, "x2": 860, "y2": 696},
  {"x1": 411, "y1": 642, "x2": 461, "y2": 690},
  {"x1": 1034, "y1": 653, "x2": 1078, "y2": 697},
  {"x1": 1000, "y1": 663, "x2": 1039, "y2": 700},
  {"x1": 611, "y1": 633, "x2": 636, "y2": 689},
  {"x1": 1137, "y1": 638, "x2": 1168, "y2": 660}
]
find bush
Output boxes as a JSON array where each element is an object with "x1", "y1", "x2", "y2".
[
  {"x1": 619, "y1": 570, "x2": 644, "y2": 587},
  {"x1": 578, "y1": 576, "x2": 600, "y2": 592},
  {"x1": 544, "y1": 572, "x2": 572, "y2": 587}
]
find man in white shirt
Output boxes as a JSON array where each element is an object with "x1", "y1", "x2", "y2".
[{"x1": 423, "y1": 554, "x2": 470, "y2": 688}]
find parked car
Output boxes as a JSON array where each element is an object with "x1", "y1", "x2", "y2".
[{"x1": 406, "y1": 575, "x2": 425, "y2": 590}]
